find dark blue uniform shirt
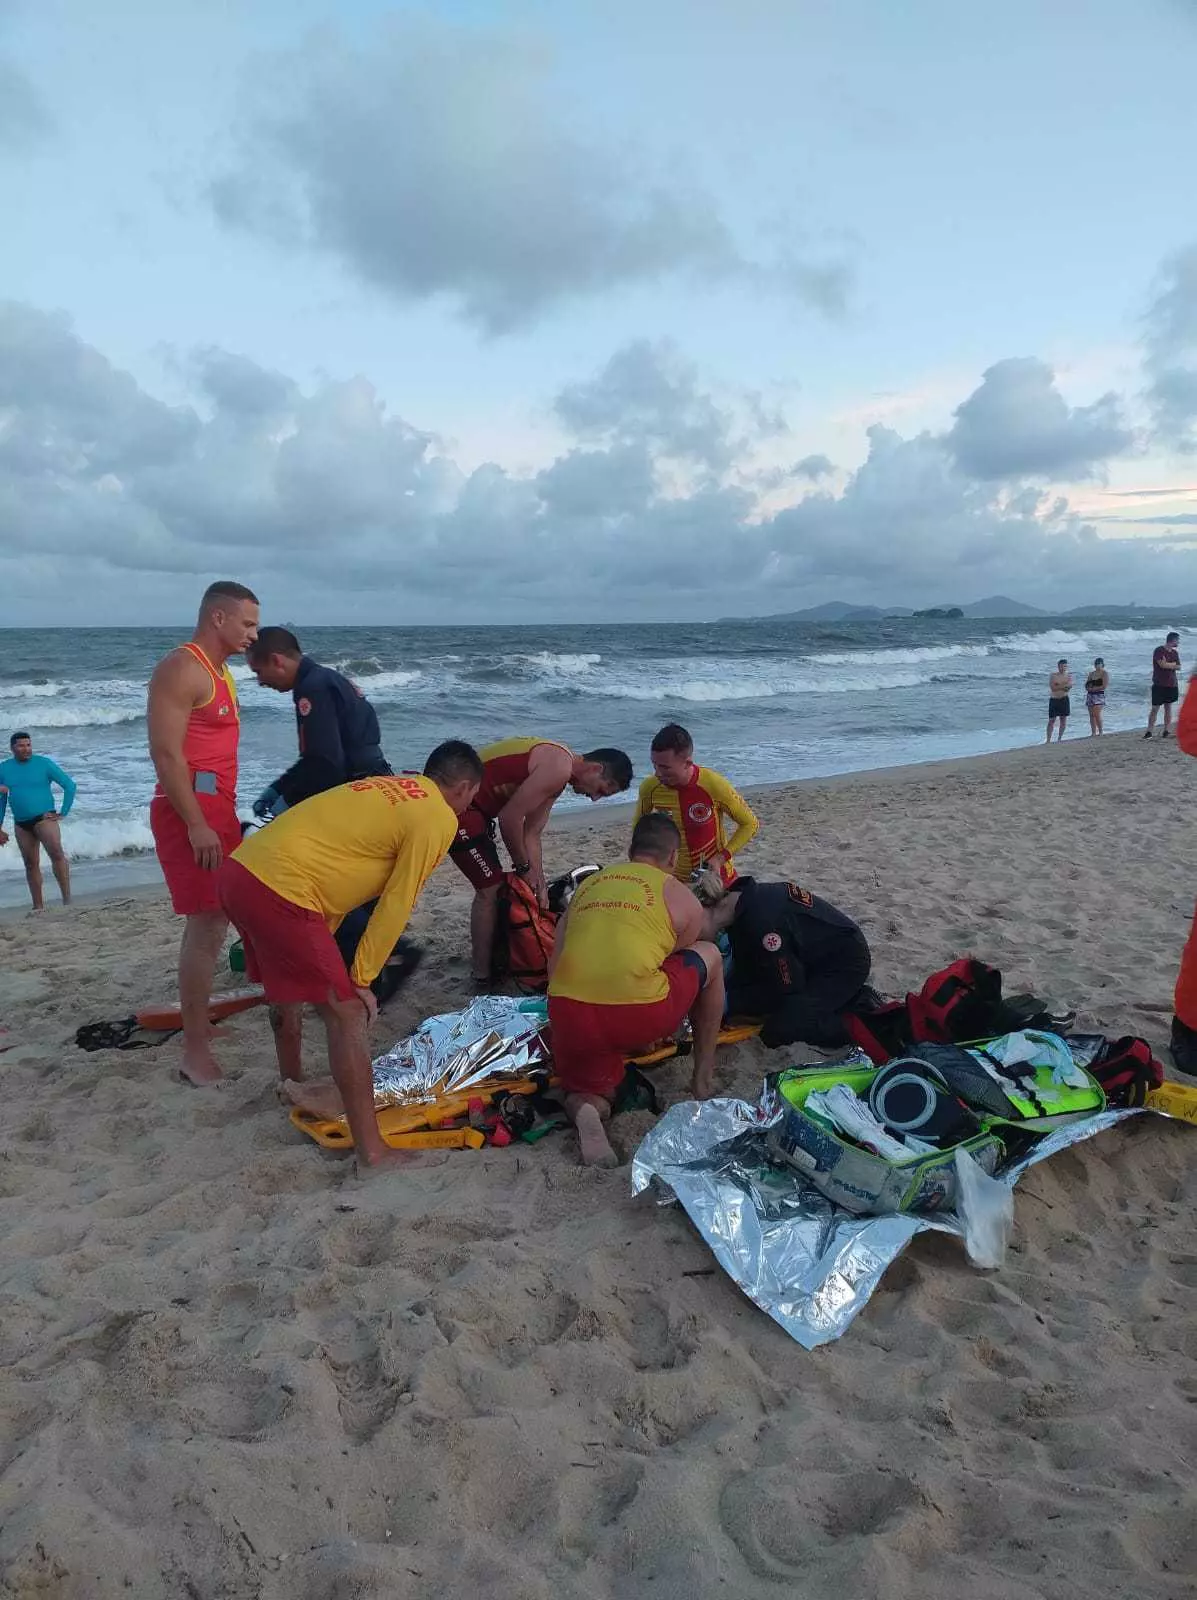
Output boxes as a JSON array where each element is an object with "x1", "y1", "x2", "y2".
[{"x1": 271, "y1": 656, "x2": 390, "y2": 808}]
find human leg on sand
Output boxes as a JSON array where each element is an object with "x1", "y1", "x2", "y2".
[
  {"x1": 34, "y1": 817, "x2": 70, "y2": 904},
  {"x1": 179, "y1": 911, "x2": 229, "y2": 1084},
  {"x1": 269, "y1": 1003, "x2": 304, "y2": 1081},
  {"x1": 281, "y1": 1076, "x2": 344, "y2": 1118},
  {"x1": 469, "y1": 885, "x2": 500, "y2": 982},
  {"x1": 564, "y1": 1093, "x2": 618, "y2": 1167},
  {"x1": 1045, "y1": 716, "x2": 1057, "y2": 745},
  {"x1": 449, "y1": 814, "x2": 504, "y2": 982},
  {"x1": 14, "y1": 825, "x2": 43, "y2": 911},
  {"x1": 549, "y1": 947, "x2": 724, "y2": 1166},
  {"x1": 317, "y1": 994, "x2": 415, "y2": 1169}
]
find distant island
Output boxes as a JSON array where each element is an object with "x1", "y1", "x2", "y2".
[{"x1": 719, "y1": 596, "x2": 1197, "y2": 624}]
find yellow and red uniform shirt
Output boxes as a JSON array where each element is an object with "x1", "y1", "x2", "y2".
[
  {"x1": 231, "y1": 775, "x2": 456, "y2": 986},
  {"x1": 474, "y1": 736, "x2": 573, "y2": 819},
  {"x1": 633, "y1": 765, "x2": 758, "y2": 885},
  {"x1": 549, "y1": 862, "x2": 677, "y2": 1006}
]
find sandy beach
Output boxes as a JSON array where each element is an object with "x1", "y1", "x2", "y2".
[{"x1": 1, "y1": 731, "x2": 1195, "y2": 1598}]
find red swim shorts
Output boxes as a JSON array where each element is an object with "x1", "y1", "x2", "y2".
[
  {"x1": 150, "y1": 792, "x2": 243, "y2": 916},
  {"x1": 217, "y1": 858, "x2": 357, "y2": 1007},
  {"x1": 547, "y1": 953, "x2": 703, "y2": 1100},
  {"x1": 448, "y1": 804, "x2": 503, "y2": 891}
]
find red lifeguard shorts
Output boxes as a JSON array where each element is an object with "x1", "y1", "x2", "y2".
[
  {"x1": 547, "y1": 952, "x2": 704, "y2": 1100},
  {"x1": 217, "y1": 858, "x2": 358, "y2": 1006},
  {"x1": 150, "y1": 792, "x2": 243, "y2": 916}
]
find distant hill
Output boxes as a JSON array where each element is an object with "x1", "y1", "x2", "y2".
[
  {"x1": 733, "y1": 600, "x2": 913, "y2": 622},
  {"x1": 960, "y1": 596, "x2": 1046, "y2": 618},
  {"x1": 721, "y1": 596, "x2": 1038, "y2": 623},
  {"x1": 719, "y1": 595, "x2": 1197, "y2": 625}
]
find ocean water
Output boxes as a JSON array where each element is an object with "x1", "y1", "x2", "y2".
[{"x1": 0, "y1": 616, "x2": 1190, "y2": 904}]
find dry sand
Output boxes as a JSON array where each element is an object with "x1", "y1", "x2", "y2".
[{"x1": 1, "y1": 731, "x2": 1195, "y2": 1598}]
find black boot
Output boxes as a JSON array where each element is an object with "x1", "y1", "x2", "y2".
[{"x1": 1169, "y1": 1015, "x2": 1197, "y2": 1075}]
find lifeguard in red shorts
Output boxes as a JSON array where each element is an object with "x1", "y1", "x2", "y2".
[
  {"x1": 448, "y1": 736, "x2": 633, "y2": 985},
  {"x1": 218, "y1": 742, "x2": 483, "y2": 1171},
  {"x1": 547, "y1": 811, "x2": 724, "y2": 1167},
  {"x1": 147, "y1": 581, "x2": 259, "y2": 1086}
]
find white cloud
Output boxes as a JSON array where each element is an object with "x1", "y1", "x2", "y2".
[
  {"x1": 946, "y1": 357, "x2": 1133, "y2": 480},
  {"x1": 1, "y1": 299, "x2": 1193, "y2": 624},
  {"x1": 1144, "y1": 247, "x2": 1197, "y2": 451},
  {"x1": 209, "y1": 18, "x2": 851, "y2": 335}
]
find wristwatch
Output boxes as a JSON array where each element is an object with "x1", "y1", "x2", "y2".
[{"x1": 512, "y1": 860, "x2": 532, "y2": 876}]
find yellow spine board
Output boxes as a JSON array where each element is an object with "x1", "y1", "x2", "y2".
[
  {"x1": 290, "y1": 1078, "x2": 543, "y2": 1150},
  {"x1": 1146, "y1": 1081, "x2": 1197, "y2": 1125}
]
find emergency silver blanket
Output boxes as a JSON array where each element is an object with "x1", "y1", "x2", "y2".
[
  {"x1": 631, "y1": 1089, "x2": 1149, "y2": 1349},
  {"x1": 370, "y1": 996, "x2": 550, "y2": 1109}
]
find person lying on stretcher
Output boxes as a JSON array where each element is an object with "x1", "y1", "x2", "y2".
[{"x1": 697, "y1": 874, "x2": 873, "y2": 1050}]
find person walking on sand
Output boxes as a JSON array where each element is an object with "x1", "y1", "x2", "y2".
[
  {"x1": 146, "y1": 580, "x2": 259, "y2": 1086},
  {"x1": 1146, "y1": 631, "x2": 1182, "y2": 739},
  {"x1": 1046, "y1": 659, "x2": 1073, "y2": 743},
  {"x1": 1085, "y1": 658, "x2": 1110, "y2": 737},
  {"x1": 0, "y1": 731, "x2": 76, "y2": 909}
]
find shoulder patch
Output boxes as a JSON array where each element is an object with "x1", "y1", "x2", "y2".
[
  {"x1": 297, "y1": 697, "x2": 312, "y2": 716},
  {"x1": 787, "y1": 883, "x2": 813, "y2": 907}
]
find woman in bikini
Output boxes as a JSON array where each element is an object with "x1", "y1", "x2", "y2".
[{"x1": 1085, "y1": 657, "x2": 1109, "y2": 737}]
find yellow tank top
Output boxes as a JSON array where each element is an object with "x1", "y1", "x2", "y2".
[{"x1": 549, "y1": 862, "x2": 676, "y2": 1006}]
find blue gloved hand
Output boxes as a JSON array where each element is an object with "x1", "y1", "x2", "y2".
[{"x1": 252, "y1": 785, "x2": 283, "y2": 819}]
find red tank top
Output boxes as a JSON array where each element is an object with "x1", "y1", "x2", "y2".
[
  {"x1": 154, "y1": 643, "x2": 240, "y2": 802},
  {"x1": 475, "y1": 736, "x2": 571, "y2": 820}
]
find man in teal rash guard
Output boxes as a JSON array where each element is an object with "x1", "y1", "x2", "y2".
[{"x1": 0, "y1": 731, "x2": 77, "y2": 909}]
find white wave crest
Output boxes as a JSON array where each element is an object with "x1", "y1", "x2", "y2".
[
  {"x1": 520, "y1": 651, "x2": 602, "y2": 675},
  {"x1": 992, "y1": 625, "x2": 1194, "y2": 653},
  {"x1": 15, "y1": 706, "x2": 144, "y2": 729},
  {"x1": 0, "y1": 809, "x2": 155, "y2": 869},
  {"x1": 352, "y1": 668, "x2": 423, "y2": 696},
  {"x1": 811, "y1": 644, "x2": 992, "y2": 666},
  {"x1": 0, "y1": 681, "x2": 64, "y2": 700},
  {"x1": 594, "y1": 669, "x2": 928, "y2": 702}
]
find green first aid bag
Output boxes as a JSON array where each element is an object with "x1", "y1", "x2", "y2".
[{"x1": 767, "y1": 1064, "x2": 1005, "y2": 1217}]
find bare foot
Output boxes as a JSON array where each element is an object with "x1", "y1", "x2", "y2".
[
  {"x1": 281, "y1": 1079, "x2": 344, "y2": 1119},
  {"x1": 574, "y1": 1103, "x2": 618, "y2": 1168},
  {"x1": 179, "y1": 1044, "x2": 223, "y2": 1086},
  {"x1": 690, "y1": 1064, "x2": 716, "y2": 1101}
]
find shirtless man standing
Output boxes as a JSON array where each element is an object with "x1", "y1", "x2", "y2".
[
  {"x1": 147, "y1": 581, "x2": 260, "y2": 1084},
  {"x1": 449, "y1": 736, "x2": 633, "y2": 983},
  {"x1": 1046, "y1": 659, "x2": 1072, "y2": 744}
]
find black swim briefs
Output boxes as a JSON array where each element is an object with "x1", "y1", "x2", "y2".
[{"x1": 13, "y1": 811, "x2": 55, "y2": 836}]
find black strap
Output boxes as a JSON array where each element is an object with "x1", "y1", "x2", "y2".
[{"x1": 977, "y1": 1048, "x2": 1050, "y2": 1119}]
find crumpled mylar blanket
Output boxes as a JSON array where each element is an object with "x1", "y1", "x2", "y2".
[
  {"x1": 371, "y1": 995, "x2": 550, "y2": 1109},
  {"x1": 630, "y1": 1064, "x2": 1170, "y2": 1349}
]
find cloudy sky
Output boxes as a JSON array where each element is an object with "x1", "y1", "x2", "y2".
[{"x1": 3, "y1": 0, "x2": 1197, "y2": 625}]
